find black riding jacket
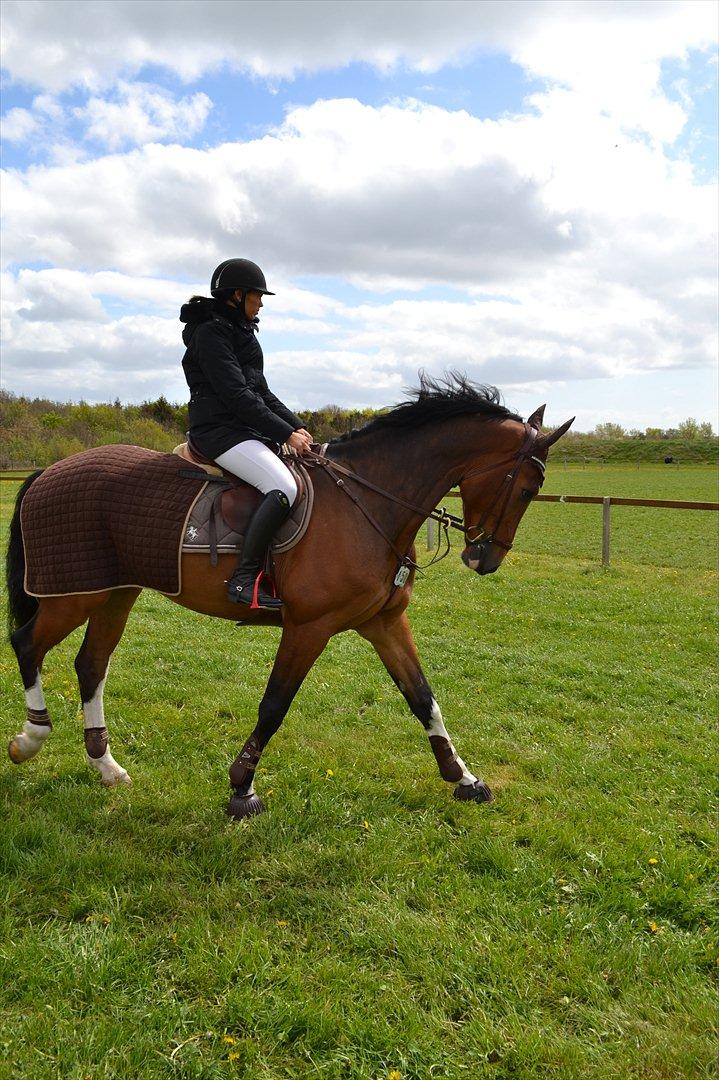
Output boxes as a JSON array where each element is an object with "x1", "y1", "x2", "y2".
[{"x1": 180, "y1": 297, "x2": 302, "y2": 459}]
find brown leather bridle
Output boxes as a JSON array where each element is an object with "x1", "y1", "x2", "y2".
[
  {"x1": 461, "y1": 423, "x2": 547, "y2": 552},
  {"x1": 301, "y1": 421, "x2": 547, "y2": 576}
]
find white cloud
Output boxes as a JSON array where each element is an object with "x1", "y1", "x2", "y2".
[
  {"x1": 1, "y1": 83, "x2": 211, "y2": 153},
  {"x1": 76, "y1": 82, "x2": 212, "y2": 149},
  {"x1": 1, "y1": 1, "x2": 716, "y2": 142},
  {"x1": 2, "y1": 95, "x2": 714, "y2": 297},
  {"x1": 1, "y1": 92, "x2": 715, "y2": 401},
  {"x1": 0, "y1": 99, "x2": 581, "y2": 283},
  {"x1": 2, "y1": 106, "x2": 40, "y2": 143},
  {"x1": 1, "y1": 3, "x2": 716, "y2": 424}
]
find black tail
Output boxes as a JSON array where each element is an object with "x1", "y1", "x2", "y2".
[{"x1": 6, "y1": 470, "x2": 44, "y2": 636}]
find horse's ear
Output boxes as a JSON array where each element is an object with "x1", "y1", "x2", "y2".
[
  {"x1": 527, "y1": 405, "x2": 546, "y2": 431},
  {"x1": 538, "y1": 417, "x2": 575, "y2": 449}
]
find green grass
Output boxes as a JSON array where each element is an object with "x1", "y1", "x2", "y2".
[{"x1": 1, "y1": 466, "x2": 717, "y2": 1079}]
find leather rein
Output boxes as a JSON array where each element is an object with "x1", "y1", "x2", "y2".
[{"x1": 301, "y1": 423, "x2": 546, "y2": 580}]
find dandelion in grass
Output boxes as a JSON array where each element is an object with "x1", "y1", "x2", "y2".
[
  {"x1": 648, "y1": 857, "x2": 658, "y2": 865},
  {"x1": 361, "y1": 820, "x2": 370, "y2": 830},
  {"x1": 276, "y1": 920, "x2": 288, "y2": 927},
  {"x1": 648, "y1": 921, "x2": 659, "y2": 933},
  {"x1": 388, "y1": 1071, "x2": 402, "y2": 1080},
  {"x1": 222, "y1": 1036, "x2": 237, "y2": 1045},
  {"x1": 326, "y1": 768, "x2": 334, "y2": 778},
  {"x1": 228, "y1": 1051, "x2": 241, "y2": 1062}
]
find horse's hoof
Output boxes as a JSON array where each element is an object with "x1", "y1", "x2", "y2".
[
  {"x1": 8, "y1": 738, "x2": 26, "y2": 764},
  {"x1": 227, "y1": 792, "x2": 265, "y2": 820},
  {"x1": 101, "y1": 770, "x2": 132, "y2": 788},
  {"x1": 8, "y1": 735, "x2": 43, "y2": 764},
  {"x1": 87, "y1": 753, "x2": 131, "y2": 787},
  {"x1": 453, "y1": 779, "x2": 494, "y2": 803}
]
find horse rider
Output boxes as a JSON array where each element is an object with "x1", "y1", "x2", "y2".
[{"x1": 180, "y1": 259, "x2": 313, "y2": 609}]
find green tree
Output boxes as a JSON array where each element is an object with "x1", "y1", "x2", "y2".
[
  {"x1": 139, "y1": 395, "x2": 183, "y2": 431},
  {"x1": 677, "y1": 418, "x2": 699, "y2": 439},
  {"x1": 593, "y1": 422, "x2": 626, "y2": 439}
]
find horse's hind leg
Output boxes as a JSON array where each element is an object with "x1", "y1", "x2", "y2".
[
  {"x1": 8, "y1": 596, "x2": 103, "y2": 764},
  {"x1": 357, "y1": 609, "x2": 493, "y2": 803},
  {"x1": 74, "y1": 589, "x2": 140, "y2": 787}
]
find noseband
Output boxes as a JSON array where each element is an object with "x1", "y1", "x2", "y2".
[{"x1": 462, "y1": 424, "x2": 546, "y2": 551}]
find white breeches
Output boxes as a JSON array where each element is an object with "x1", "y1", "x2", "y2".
[{"x1": 215, "y1": 440, "x2": 298, "y2": 502}]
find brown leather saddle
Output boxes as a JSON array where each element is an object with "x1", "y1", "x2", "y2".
[{"x1": 173, "y1": 436, "x2": 314, "y2": 563}]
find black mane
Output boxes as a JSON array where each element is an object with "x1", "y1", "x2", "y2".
[{"x1": 329, "y1": 372, "x2": 521, "y2": 445}]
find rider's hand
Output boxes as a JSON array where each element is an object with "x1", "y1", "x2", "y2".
[{"x1": 287, "y1": 430, "x2": 313, "y2": 455}]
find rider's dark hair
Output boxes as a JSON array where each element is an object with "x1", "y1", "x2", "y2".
[{"x1": 187, "y1": 291, "x2": 235, "y2": 303}]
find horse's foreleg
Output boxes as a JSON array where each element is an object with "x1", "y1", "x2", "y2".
[
  {"x1": 8, "y1": 598, "x2": 97, "y2": 765},
  {"x1": 357, "y1": 609, "x2": 493, "y2": 803},
  {"x1": 227, "y1": 621, "x2": 330, "y2": 819},
  {"x1": 74, "y1": 589, "x2": 140, "y2": 787}
]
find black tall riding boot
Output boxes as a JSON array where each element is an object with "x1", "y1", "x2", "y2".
[{"x1": 226, "y1": 489, "x2": 292, "y2": 608}]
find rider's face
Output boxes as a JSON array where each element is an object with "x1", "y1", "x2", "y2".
[{"x1": 243, "y1": 290, "x2": 263, "y2": 319}]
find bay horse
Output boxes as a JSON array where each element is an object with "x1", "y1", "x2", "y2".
[{"x1": 5, "y1": 376, "x2": 573, "y2": 819}]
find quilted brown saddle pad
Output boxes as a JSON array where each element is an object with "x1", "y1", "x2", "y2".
[
  {"x1": 21, "y1": 445, "x2": 312, "y2": 598},
  {"x1": 21, "y1": 445, "x2": 209, "y2": 597}
]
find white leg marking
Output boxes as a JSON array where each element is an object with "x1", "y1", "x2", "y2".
[
  {"x1": 83, "y1": 671, "x2": 131, "y2": 787},
  {"x1": 8, "y1": 719, "x2": 51, "y2": 763},
  {"x1": 25, "y1": 674, "x2": 46, "y2": 712},
  {"x1": 9, "y1": 676, "x2": 51, "y2": 762},
  {"x1": 83, "y1": 675, "x2": 107, "y2": 729},
  {"x1": 427, "y1": 698, "x2": 478, "y2": 785},
  {"x1": 87, "y1": 750, "x2": 132, "y2": 787}
]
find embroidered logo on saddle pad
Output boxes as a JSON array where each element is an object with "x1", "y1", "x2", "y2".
[{"x1": 181, "y1": 459, "x2": 313, "y2": 559}]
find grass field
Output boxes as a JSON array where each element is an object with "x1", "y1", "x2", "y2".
[{"x1": 1, "y1": 464, "x2": 717, "y2": 1079}]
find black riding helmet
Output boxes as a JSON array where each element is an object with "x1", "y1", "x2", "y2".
[{"x1": 210, "y1": 259, "x2": 275, "y2": 297}]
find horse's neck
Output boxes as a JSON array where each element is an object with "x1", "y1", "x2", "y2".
[{"x1": 328, "y1": 420, "x2": 482, "y2": 541}]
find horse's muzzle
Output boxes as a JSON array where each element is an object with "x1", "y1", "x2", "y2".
[{"x1": 461, "y1": 541, "x2": 503, "y2": 575}]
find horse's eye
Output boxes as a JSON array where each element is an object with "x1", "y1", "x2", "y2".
[{"x1": 520, "y1": 488, "x2": 534, "y2": 501}]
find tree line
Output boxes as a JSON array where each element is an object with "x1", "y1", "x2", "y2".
[{"x1": 0, "y1": 391, "x2": 716, "y2": 469}]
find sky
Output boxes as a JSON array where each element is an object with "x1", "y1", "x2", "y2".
[{"x1": 1, "y1": 0, "x2": 717, "y2": 433}]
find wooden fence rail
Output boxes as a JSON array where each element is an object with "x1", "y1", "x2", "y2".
[
  {"x1": 2, "y1": 475, "x2": 717, "y2": 568},
  {"x1": 428, "y1": 492, "x2": 719, "y2": 566}
]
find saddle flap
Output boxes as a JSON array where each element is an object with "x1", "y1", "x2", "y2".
[
  {"x1": 219, "y1": 463, "x2": 307, "y2": 537},
  {"x1": 220, "y1": 485, "x2": 262, "y2": 534},
  {"x1": 182, "y1": 460, "x2": 313, "y2": 555}
]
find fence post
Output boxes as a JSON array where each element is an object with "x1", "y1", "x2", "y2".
[
  {"x1": 427, "y1": 516, "x2": 436, "y2": 551},
  {"x1": 602, "y1": 497, "x2": 611, "y2": 566}
]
